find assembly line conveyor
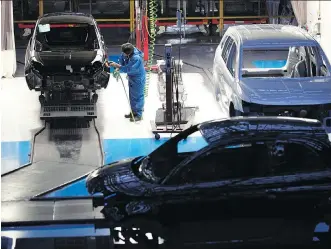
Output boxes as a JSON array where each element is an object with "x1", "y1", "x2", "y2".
[{"x1": 1, "y1": 119, "x2": 104, "y2": 203}]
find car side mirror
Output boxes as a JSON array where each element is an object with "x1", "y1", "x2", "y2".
[{"x1": 35, "y1": 40, "x2": 43, "y2": 52}]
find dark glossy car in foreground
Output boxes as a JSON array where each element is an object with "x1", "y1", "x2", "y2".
[
  {"x1": 24, "y1": 12, "x2": 109, "y2": 103},
  {"x1": 87, "y1": 117, "x2": 331, "y2": 246}
]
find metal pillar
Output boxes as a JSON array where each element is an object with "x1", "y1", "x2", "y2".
[
  {"x1": 266, "y1": 0, "x2": 280, "y2": 24},
  {"x1": 130, "y1": 0, "x2": 135, "y2": 34},
  {"x1": 39, "y1": 0, "x2": 43, "y2": 17},
  {"x1": 135, "y1": 0, "x2": 142, "y2": 51},
  {"x1": 219, "y1": 0, "x2": 224, "y2": 35}
]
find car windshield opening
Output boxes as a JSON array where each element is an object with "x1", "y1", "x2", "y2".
[
  {"x1": 36, "y1": 23, "x2": 98, "y2": 51},
  {"x1": 241, "y1": 46, "x2": 330, "y2": 78},
  {"x1": 139, "y1": 130, "x2": 209, "y2": 183}
]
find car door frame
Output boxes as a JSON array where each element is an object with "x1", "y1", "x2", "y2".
[
  {"x1": 160, "y1": 139, "x2": 279, "y2": 206},
  {"x1": 213, "y1": 35, "x2": 228, "y2": 102},
  {"x1": 156, "y1": 139, "x2": 288, "y2": 242},
  {"x1": 217, "y1": 34, "x2": 240, "y2": 115},
  {"x1": 263, "y1": 137, "x2": 331, "y2": 201}
]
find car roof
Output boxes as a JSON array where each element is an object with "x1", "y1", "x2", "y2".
[
  {"x1": 198, "y1": 116, "x2": 327, "y2": 144},
  {"x1": 38, "y1": 12, "x2": 94, "y2": 25},
  {"x1": 227, "y1": 24, "x2": 316, "y2": 47}
]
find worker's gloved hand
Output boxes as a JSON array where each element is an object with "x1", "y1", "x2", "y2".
[
  {"x1": 109, "y1": 61, "x2": 121, "y2": 69},
  {"x1": 105, "y1": 61, "x2": 114, "y2": 68}
]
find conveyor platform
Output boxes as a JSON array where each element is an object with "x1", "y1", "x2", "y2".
[
  {"x1": 1, "y1": 119, "x2": 103, "y2": 202},
  {"x1": 1, "y1": 199, "x2": 105, "y2": 226}
]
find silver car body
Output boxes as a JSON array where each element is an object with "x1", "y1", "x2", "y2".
[{"x1": 212, "y1": 24, "x2": 331, "y2": 120}]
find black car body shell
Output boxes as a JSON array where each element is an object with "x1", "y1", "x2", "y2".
[
  {"x1": 24, "y1": 12, "x2": 110, "y2": 92},
  {"x1": 86, "y1": 117, "x2": 331, "y2": 224}
]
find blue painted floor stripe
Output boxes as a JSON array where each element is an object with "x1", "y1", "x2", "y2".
[
  {"x1": 1, "y1": 141, "x2": 31, "y2": 175},
  {"x1": 45, "y1": 137, "x2": 208, "y2": 198}
]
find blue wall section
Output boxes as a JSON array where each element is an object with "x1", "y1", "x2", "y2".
[
  {"x1": 1, "y1": 141, "x2": 31, "y2": 175},
  {"x1": 44, "y1": 137, "x2": 208, "y2": 198}
]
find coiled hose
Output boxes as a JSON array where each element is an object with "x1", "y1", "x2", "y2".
[{"x1": 144, "y1": 0, "x2": 158, "y2": 98}]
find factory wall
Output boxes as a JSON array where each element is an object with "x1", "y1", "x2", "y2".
[
  {"x1": 320, "y1": 1, "x2": 331, "y2": 61},
  {"x1": 306, "y1": 1, "x2": 331, "y2": 61}
]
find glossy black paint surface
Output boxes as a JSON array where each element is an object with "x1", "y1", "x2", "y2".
[
  {"x1": 86, "y1": 117, "x2": 331, "y2": 245},
  {"x1": 24, "y1": 12, "x2": 109, "y2": 92}
]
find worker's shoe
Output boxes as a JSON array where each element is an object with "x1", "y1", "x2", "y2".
[
  {"x1": 130, "y1": 116, "x2": 142, "y2": 122},
  {"x1": 124, "y1": 113, "x2": 136, "y2": 118}
]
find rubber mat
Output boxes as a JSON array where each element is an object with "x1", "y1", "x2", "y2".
[{"x1": 1, "y1": 120, "x2": 103, "y2": 202}]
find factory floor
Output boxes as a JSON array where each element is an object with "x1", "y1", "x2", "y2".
[
  {"x1": 1, "y1": 40, "x2": 225, "y2": 201},
  {"x1": 2, "y1": 34, "x2": 330, "y2": 240}
]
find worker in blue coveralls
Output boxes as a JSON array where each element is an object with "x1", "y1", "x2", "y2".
[{"x1": 106, "y1": 43, "x2": 146, "y2": 122}]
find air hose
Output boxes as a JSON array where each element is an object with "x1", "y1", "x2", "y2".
[
  {"x1": 144, "y1": 0, "x2": 158, "y2": 98},
  {"x1": 111, "y1": 69, "x2": 136, "y2": 122}
]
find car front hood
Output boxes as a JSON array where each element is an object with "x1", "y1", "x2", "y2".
[
  {"x1": 90, "y1": 158, "x2": 149, "y2": 196},
  {"x1": 240, "y1": 77, "x2": 331, "y2": 105}
]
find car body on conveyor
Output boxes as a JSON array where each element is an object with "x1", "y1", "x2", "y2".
[
  {"x1": 212, "y1": 24, "x2": 331, "y2": 124},
  {"x1": 87, "y1": 117, "x2": 331, "y2": 229},
  {"x1": 24, "y1": 12, "x2": 109, "y2": 103}
]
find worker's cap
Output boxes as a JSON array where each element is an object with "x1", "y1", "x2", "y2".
[{"x1": 121, "y1": 43, "x2": 134, "y2": 55}]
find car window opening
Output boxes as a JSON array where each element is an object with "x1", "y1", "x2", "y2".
[
  {"x1": 176, "y1": 142, "x2": 268, "y2": 184},
  {"x1": 241, "y1": 46, "x2": 330, "y2": 78},
  {"x1": 139, "y1": 130, "x2": 209, "y2": 183},
  {"x1": 36, "y1": 23, "x2": 98, "y2": 51},
  {"x1": 169, "y1": 139, "x2": 328, "y2": 185},
  {"x1": 268, "y1": 141, "x2": 328, "y2": 175}
]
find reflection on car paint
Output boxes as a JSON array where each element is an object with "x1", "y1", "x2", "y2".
[{"x1": 86, "y1": 117, "x2": 331, "y2": 246}]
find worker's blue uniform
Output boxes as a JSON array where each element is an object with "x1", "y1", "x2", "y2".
[{"x1": 119, "y1": 48, "x2": 146, "y2": 117}]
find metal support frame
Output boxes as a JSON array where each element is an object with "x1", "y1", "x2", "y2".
[
  {"x1": 28, "y1": 0, "x2": 133, "y2": 28},
  {"x1": 132, "y1": 0, "x2": 149, "y2": 61},
  {"x1": 151, "y1": 44, "x2": 197, "y2": 140},
  {"x1": 15, "y1": 0, "x2": 292, "y2": 30},
  {"x1": 16, "y1": 0, "x2": 284, "y2": 30},
  {"x1": 165, "y1": 44, "x2": 173, "y2": 123},
  {"x1": 39, "y1": 91, "x2": 98, "y2": 120}
]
